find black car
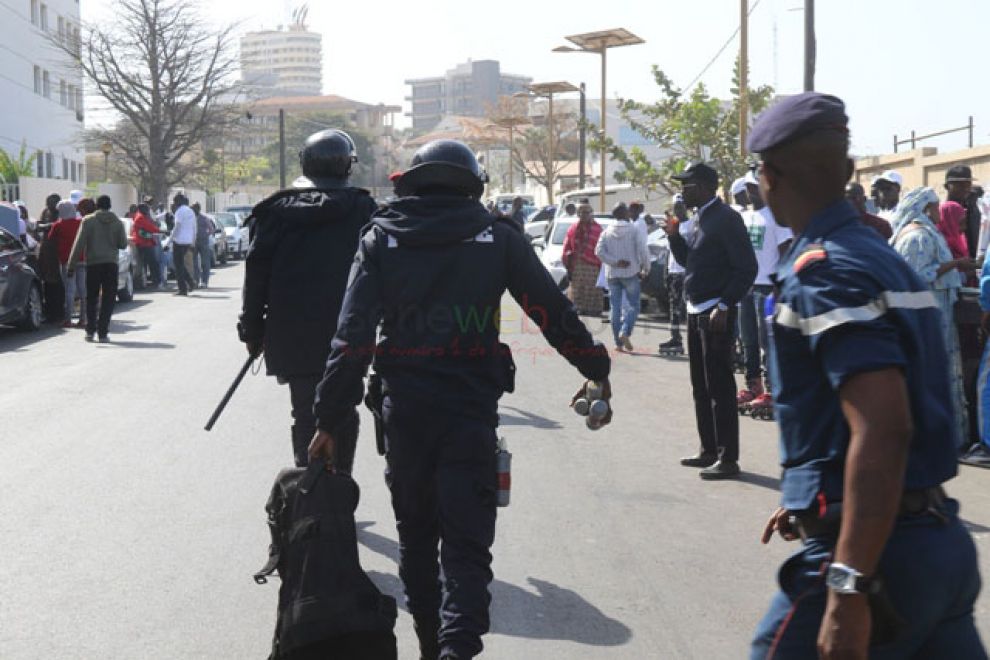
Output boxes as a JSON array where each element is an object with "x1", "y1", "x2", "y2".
[{"x1": 0, "y1": 227, "x2": 42, "y2": 330}]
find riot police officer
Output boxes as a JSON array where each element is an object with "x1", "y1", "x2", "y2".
[
  {"x1": 748, "y1": 93, "x2": 985, "y2": 658},
  {"x1": 238, "y1": 129, "x2": 377, "y2": 469},
  {"x1": 307, "y1": 140, "x2": 612, "y2": 660}
]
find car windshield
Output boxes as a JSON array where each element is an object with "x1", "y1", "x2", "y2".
[
  {"x1": 215, "y1": 213, "x2": 239, "y2": 228},
  {"x1": 551, "y1": 220, "x2": 575, "y2": 244}
]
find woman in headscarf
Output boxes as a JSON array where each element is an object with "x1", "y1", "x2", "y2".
[
  {"x1": 890, "y1": 186, "x2": 974, "y2": 450},
  {"x1": 561, "y1": 202, "x2": 603, "y2": 315}
]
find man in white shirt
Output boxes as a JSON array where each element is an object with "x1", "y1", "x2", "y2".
[
  {"x1": 596, "y1": 202, "x2": 650, "y2": 351},
  {"x1": 737, "y1": 178, "x2": 791, "y2": 405},
  {"x1": 170, "y1": 193, "x2": 197, "y2": 295}
]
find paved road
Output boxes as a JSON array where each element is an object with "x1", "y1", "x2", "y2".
[{"x1": 3, "y1": 261, "x2": 990, "y2": 659}]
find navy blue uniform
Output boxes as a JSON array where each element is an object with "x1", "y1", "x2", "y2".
[
  {"x1": 314, "y1": 195, "x2": 610, "y2": 659},
  {"x1": 239, "y1": 187, "x2": 377, "y2": 468},
  {"x1": 751, "y1": 201, "x2": 984, "y2": 658}
]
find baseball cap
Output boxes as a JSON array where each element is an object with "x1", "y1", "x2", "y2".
[
  {"x1": 672, "y1": 162, "x2": 719, "y2": 187},
  {"x1": 730, "y1": 177, "x2": 748, "y2": 195},
  {"x1": 946, "y1": 165, "x2": 974, "y2": 183},
  {"x1": 878, "y1": 170, "x2": 903, "y2": 187}
]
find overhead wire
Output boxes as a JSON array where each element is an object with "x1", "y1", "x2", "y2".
[{"x1": 682, "y1": 0, "x2": 764, "y2": 93}]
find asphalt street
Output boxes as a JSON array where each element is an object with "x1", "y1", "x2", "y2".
[{"x1": 4, "y1": 260, "x2": 990, "y2": 659}]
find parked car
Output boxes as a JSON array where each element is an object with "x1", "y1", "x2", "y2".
[
  {"x1": 534, "y1": 215, "x2": 613, "y2": 289},
  {"x1": 215, "y1": 211, "x2": 249, "y2": 260},
  {"x1": 206, "y1": 214, "x2": 228, "y2": 265},
  {"x1": 523, "y1": 205, "x2": 557, "y2": 242},
  {"x1": 0, "y1": 227, "x2": 42, "y2": 330}
]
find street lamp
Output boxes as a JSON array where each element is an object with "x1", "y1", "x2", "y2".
[
  {"x1": 100, "y1": 141, "x2": 112, "y2": 181},
  {"x1": 554, "y1": 28, "x2": 644, "y2": 212},
  {"x1": 515, "y1": 81, "x2": 578, "y2": 205}
]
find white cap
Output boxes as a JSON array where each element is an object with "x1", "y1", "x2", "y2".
[
  {"x1": 730, "y1": 177, "x2": 748, "y2": 195},
  {"x1": 744, "y1": 170, "x2": 759, "y2": 186},
  {"x1": 673, "y1": 193, "x2": 684, "y2": 204},
  {"x1": 878, "y1": 170, "x2": 903, "y2": 187},
  {"x1": 68, "y1": 190, "x2": 84, "y2": 204}
]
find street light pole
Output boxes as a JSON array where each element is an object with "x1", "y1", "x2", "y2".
[
  {"x1": 599, "y1": 45, "x2": 607, "y2": 213},
  {"x1": 804, "y1": 0, "x2": 816, "y2": 91},
  {"x1": 554, "y1": 29, "x2": 644, "y2": 213},
  {"x1": 740, "y1": 0, "x2": 749, "y2": 158},
  {"x1": 100, "y1": 141, "x2": 112, "y2": 181},
  {"x1": 279, "y1": 108, "x2": 286, "y2": 189},
  {"x1": 579, "y1": 82, "x2": 586, "y2": 190}
]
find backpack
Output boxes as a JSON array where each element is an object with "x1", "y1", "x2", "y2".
[{"x1": 255, "y1": 461, "x2": 397, "y2": 660}]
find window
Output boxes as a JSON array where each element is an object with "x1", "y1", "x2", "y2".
[
  {"x1": 67, "y1": 85, "x2": 74, "y2": 109},
  {"x1": 36, "y1": 151, "x2": 43, "y2": 177},
  {"x1": 33, "y1": 65, "x2": 41, "y2": 94},
  {"x1": 74, "y1": 87, "x2": 82, "y2": 112},
  {"x1": 62, "y1": 157, "x2": 68, "y2": 179},
  {"x1": 45, "y1": 152, "x2": 53, "y2": 178},
  {"x1": 42, "y1": 70, "x2": 50, "y2": 98},
  {"x1": 30, "y1": 0, "x2": 38, "y2": 25},
  {"x1": 40, "y1": 3, "x2": 47, "y2": 30},
  {"x1": 57, "y1": 15, "x2": 64, "y2": 42},
  {"x1": 59, "y1": 79, "x2": 67, "y2": 106}
]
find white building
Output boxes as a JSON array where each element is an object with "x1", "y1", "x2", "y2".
[
  {"x1": 0, "y1": 0, "x2": 86, "y2": 188},
  {"x1": 240, "y1": 24, "x2": 322, "y2": 98}
]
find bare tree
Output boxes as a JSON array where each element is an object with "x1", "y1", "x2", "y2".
[
  {"x1": 54, "y1": 0, "x2": 239, "y2": 201},
  {"x1": 511, "y1": 114, "x2": 578, "y2": 204}
]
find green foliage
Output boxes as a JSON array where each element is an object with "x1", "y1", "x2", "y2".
[
  {"x1": 589, "y1": 59, "x2": 775, "y2": 198},
  {"x1": 0, "y1": 142, "x2": 38, "y2": 183}
]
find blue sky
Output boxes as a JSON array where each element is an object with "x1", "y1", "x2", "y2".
[{"x1": 83, "y1": 0, "x2": 989, "y2": 157}]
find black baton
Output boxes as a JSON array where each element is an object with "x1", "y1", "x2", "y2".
[{"x1": 205, "y1": 354, "x2": 257, "y2": 431}]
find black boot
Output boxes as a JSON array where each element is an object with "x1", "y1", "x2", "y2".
[
  {"x1": 290, "y1": 424, "x2": 312, "y2": 468},
  {"x1": 414, "y1": 617, "x2": 441, "y2": 660}
]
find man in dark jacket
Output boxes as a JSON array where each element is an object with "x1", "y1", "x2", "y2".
[
  {"x1": 308, "y1": 140, "x2": 611, "y2": 660},
  {"x1": 664, "y1": 162, "x2": 757, "y2": 479},
  {"x1": 238, "y1": 129, "x2": 377, "y2": 468}
]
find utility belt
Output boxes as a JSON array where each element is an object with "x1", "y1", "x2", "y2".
[{"x1": 790, "y1": 486, "x2": 948, "y2": 541}]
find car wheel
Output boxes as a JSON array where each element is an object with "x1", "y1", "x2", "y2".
[
  {"x1": 117, "y1": 268, "x2": 134, "y2": 302},
  {"x1": 17, "y1": 283, "x2": 42, "y2": 331},
  {"x1": 219, "y1": 247, "x2": 227, "y2": 265}
]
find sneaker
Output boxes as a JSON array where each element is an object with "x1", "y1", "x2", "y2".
[
  {"x1": 960, "y1": 445, "x2": 990, "y2": 468},
  {"x1": 680, "y1": 453, "x2": 717, "y2": 468},
  {"x1": 621, "y1": 336, "x2": 634, "y2": 351},
  {"x1": 85, "y1": 333, "x2": 95, "y2": 342}
]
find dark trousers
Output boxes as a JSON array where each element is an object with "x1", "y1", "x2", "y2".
[
  {"x1": 687, "y1": 309, "x2": 739, "y2": 462},
  {"x1": 665, "y1": 272, "x2": 686, "y2": 341},
  {"x1": 85, "y1": 263, "x2": 118, "y2": 337},
  {"x1": 382, "y1": 395, "x2": 497, "y2": 660},
  {"x1": 137, "y1": 246, "x2": 160, "y2": 285},
  {"x1": 172, "y1": 243, "x2": 195, "y2": 294},
  {"x1": 739, "y1": 285, "x2": 774, "y2": 384},
  {"x1": 287, "y1": 375, "x2": 357, "y2": 470},
  {"x1": 43, "y1": 279, "x2": 65, "y2": 322},
  {"x1": 751, "y1": 501, "x2": 985, "y2": 659}
]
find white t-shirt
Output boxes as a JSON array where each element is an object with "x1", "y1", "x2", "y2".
[
  {"x1": 743, "y1": 206, "x2": 791, "y2": 285},
  {"x1": 667, "y1": 218, "x2": 694, "y2": 275},
  {"x1": 172, "y1": 205, "x2": 197, "y2": 245}
]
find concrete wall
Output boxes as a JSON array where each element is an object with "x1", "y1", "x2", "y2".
[
  {"x1": 18, "y1": 176, "x2": 82, "y2": 218},
  {"x1": 97, "y1": 183, "x2": 138, "y2": 215},
  {"x1": 856, "y1": 145, "x2": 990, "y2": 191}
]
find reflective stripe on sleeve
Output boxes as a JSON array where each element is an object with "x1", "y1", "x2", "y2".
[{"x1": 775, "y1": 290, "x2": 937, "y2": 336}]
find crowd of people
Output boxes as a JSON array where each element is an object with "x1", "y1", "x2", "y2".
[{"x1": 6, "y1": 191, "x2": 227, "y2": 338}]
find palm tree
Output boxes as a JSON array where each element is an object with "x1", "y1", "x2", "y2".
[{"x1": 0, "y1": 142, "x2": 37, "y2": 183}]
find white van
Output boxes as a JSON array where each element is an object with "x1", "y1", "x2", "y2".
[{"x1": 555, "y1": 184, "x2": 670, "y2": 217}]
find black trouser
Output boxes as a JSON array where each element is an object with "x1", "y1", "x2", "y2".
[
  {"x1": 287, "y1": 375, "x2": 358, "y2": 470},
  {"x1": 85, "y1": 263, "x2": 118, "y2": 337},
  {"x1": 687, "y1": 309, "x2": 739, "y2": 462},
  {"x1": 138, "y1": 246, "x2": 160, "y2": 285},
  {"x1": 382, "y1": 395, "x2": 497, "y2": 660},
  {"x1": 43, "y1": 279, "x2": 65, "y2": 322},
  {"x1": 172, "y1": 243, "x2": 195, "y2": 293}
]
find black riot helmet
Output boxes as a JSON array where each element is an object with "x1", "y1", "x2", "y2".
[
  {"x1": 294, "y1": 129, "x2": 357, "y2": 189},
  {"x1": 394, "y1": 139, "x2": 489, "y2": 198}
]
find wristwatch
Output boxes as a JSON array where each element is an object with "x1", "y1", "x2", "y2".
[{"x1": 825, "y1": 562, "x2": 880, "y2": 595}]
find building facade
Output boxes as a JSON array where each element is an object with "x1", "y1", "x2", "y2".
[
  {"x1": 0, "y1": 0, "x2": 86, "y2": 192},
  {"x1": 240, "y1": 25, "x2": 322, "y2": 98},
  {"x1": 405, "y1": 60, "x2": 531, "y2": 132}
]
